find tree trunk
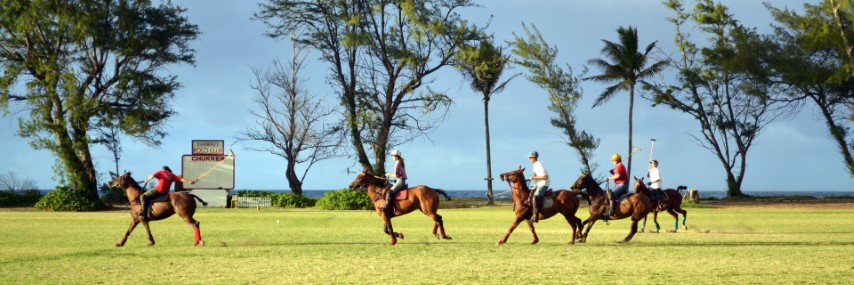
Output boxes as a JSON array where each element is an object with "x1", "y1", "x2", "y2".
[
  {"x1": 725, "y1": 171, "x2": 744, "y2": 197},
  {"x1": 483, "y1": 98, "x2": 494, "y2": 205},
  {"x1": 285, "y1": 161, "x2": 303, "y2": 195},
  {"x1": 627, "y1": 87, "x2": 634, "y2": 180},
  {"x1": 815, "y1": 99, "x2": 854, "y2": 176}
]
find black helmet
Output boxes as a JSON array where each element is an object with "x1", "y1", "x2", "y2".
[{"x1": 162, "y1": 166, "x2": 172, "y2": 172}]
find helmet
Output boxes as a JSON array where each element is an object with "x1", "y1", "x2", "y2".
[
  {"x1": 390, "y1": 149, "x2": 401, "y2": 157},
  {"x1": 162, "y1": 166, "x2": 172, "y2": 172},
  {"x1": 528, "y1": 151, "x2": 539, "y2": 158},
  {"x1": 611, "y1": 153, "x2": 621, "y2": 161}
]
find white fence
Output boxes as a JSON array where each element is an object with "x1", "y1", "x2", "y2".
[{"x1": 233, "y1": 196, "x2": 273, "y2": 208}]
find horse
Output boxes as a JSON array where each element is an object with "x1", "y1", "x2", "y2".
[
  {"x1": 570, "y1": 172, "x2": 654, "y2": 243},
  {"x1": 347, "y1": 170, "x2": 452, "y2": 245},
  {"x1": 634, "y1": 178, "x2": 688, "y2": 233},
  {"x1": 109, "y1": 172, "x2": 208, "y2": 247},
  {"x1": 496, "y1": 167, "x2": 581, "y2": 245}
]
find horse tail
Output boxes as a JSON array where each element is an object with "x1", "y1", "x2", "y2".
[
  {"x1": 189, "y1": 194, "x2": 209, "y2": 206},
  {"x1": 434, "y1": 189, "x2": 451, "y2": 201},
  {"x1": 676, "y1": 185, "x2": 687, "y2": 194}
]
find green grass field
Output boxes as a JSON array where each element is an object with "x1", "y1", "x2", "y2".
[{"x1": 1, "y1": 204, "x2": 852, "y2": 284}]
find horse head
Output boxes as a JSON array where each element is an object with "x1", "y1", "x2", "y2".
[
  {"x1": 498, "y1": 167, "x2": 525, "y2": 183},
  {"x1": 633, "y1": 176, "x2": 650, "y2": 194},
  {"x1": 570, "y1": 172, "x2": 602, "y2": 196},
  {"x1": 348, "y1": 170, "x2": 385, "y2": 191},
  {"x1": 109, "y1": 172, "x2": 134, "y2": 190}
]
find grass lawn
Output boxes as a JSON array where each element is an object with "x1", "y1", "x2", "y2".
[{"x1": 0, "y1": 203, "x2": 852, "y2": 284}]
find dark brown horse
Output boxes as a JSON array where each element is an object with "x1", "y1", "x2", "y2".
[
  {"x1": 496, "y1": 167, "x2": 581, "y2": 245},
  {"x1": 570, "y1": 173, "x2": 654, "y2": 243},
  {"x1": 109, "y1": 172, "x2": 208, "y2": 247},
  {"x1": 348, "y1": 170, "x2": 452, "y2": 245},
  {"x1": 634, "y1": 178, "x2": 688, "y2": 233}
]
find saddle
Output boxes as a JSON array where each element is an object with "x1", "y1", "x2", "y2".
[
  {"x1": 141, "y1": 193, "x2": 170, "y2": 204},
  {"x1": 651, "y1": 189, "x2": 668, "y2": 202},
  {"x1": 381, "y1": 185, "x2": 409, "y2": 201}
]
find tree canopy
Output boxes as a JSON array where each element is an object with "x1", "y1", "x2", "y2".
[{"x1": 0, "y1": 0, "x2": 199, "y2": 202}]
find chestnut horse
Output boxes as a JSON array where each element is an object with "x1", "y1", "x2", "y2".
[
  {"x1": 109, "y1": 172, "x2": 208, "y2": 247},
  {"x1": 348, "y1": 170, "x2": 452, "y2": 245},
  {"x1": 496, "y1": 167, "x2": 581, "y2": 245},
  {"x1": 570, "y1": 173, "x2": 654, "y2": 243},
  {"x1": 634, "y1": 178, "x2": 688, "y2": 233}
]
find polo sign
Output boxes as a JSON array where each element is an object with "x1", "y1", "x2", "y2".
[{"x1": 192, "y1": 140, "x2": 224, "y2": 155}]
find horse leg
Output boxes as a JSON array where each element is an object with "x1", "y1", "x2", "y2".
[
  {"x1": 579, "y1": 218, "x2": 597, "y2": 243},
  {"x1": 382, "y1": 216, "x2": 401, "y2": 245},
  {"x1": 141, "y1": 220, "x2": 156, "y2": 246},
  {"x1": 429, "y1": 213, "x2": 451, "y2": 240},
  {"x1": 675, "y1": 207, "x2": 688, "y2": 230},
  {"x1": 562, "y1": 214, "x2": 578, "y2": 245},
  {"x1": 526, "y1": 219, "x2": 539, "y2": 245},
  {"x1": 497, "y1": 216, "x2": 524, "y2": 245},
  {"x1": 641, "y1": 214, "x2": 647, "y2": 233},
  {"x1": 116, "y1": 220, "x2": 140, "y2": 247},
  {"x1": 653, "y1": 211, "x2": 662, "y2": 233},
  {"x1": 621, "y1": 217, "x2": 641, "y2": 243},
  {"x1": 192, "y1": 221, "x2": 203, "y2": 245},
  {"x1": 666, "y1": 208, "x2": 680, "y2": 233}
]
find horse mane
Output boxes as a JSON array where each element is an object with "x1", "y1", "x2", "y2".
[
  {"x1": 122, "y1": 172, "x2": 143, "y2": 192},
  {"x1": 582, "y1": 174, "x2": 603, "y2": 196}
]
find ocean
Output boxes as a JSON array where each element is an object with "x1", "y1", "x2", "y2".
[{"x1": 238, "y1": 189, "x2": 854, "y2": 199}]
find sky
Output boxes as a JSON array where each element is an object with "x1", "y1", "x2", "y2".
[{"x1": 1, "y1": 0, "x2": 852, "y2": 193}]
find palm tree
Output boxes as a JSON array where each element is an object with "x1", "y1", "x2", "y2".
[
  {"x1": 457, "y1": 38, "x2": 518, "y2": 205},
  {"x1": 585, "y1": 26, "x2": 669, "y2": 180}
]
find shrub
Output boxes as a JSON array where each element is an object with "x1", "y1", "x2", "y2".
[
  {"x1": 35, "y1": 186, "x2": 100, "y2": 211},
  {"x1": 315, "y1": 189, "x2": 372, "y2": 210},
  {"x1": 0, "y1": 190, "x2": 42, "y2": 207},
  {"x1": 273, "y1": 193, "x2": 316, "y2": 208}
]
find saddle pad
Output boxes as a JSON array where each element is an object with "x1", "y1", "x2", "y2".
[
  {"x1": 543, "y1": 198, "x2": 554, "y2": 209},
  {"x1": 395, "y1": 189, "x2": 409, "y2": 200}
]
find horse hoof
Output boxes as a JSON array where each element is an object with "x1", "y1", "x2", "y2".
[
  {"x1": 497, "y1": 240, "x2": 505, "y2": 245},
  {"x1": 399, "y1": 233, "x2": 405, "y2": 240},
  {"x1": 531, "y1": 240, "x2": 539, "y2": 245},
  {"x1": 147, "y1": 243, "x2": 155, "y2": 247},
  {"x1": 667, "y1": 229, "x2": 677, "y2": 233},
  {"x1": 443, "y1": 236, "x2": 452, "y2": 240},
  {"x1": 115, "y1": 243, "x2": 123, "y2": 247}
]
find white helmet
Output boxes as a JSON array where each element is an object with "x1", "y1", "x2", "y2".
[{"x1": 390, "y1": 149, "x2": 401, "y2": 157}]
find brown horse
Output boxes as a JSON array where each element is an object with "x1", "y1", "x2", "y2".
[
  {"x1": 348, "y1": 170, "x2": 452, "y2": 245},
  {"x1": 634, "y1": 178, "x2": 688, "y2": 233},
  {"x1": 496, "y1": 167, "x2": 581, "y2": 245},
  {"x1": 570, "y1": 173, "x2": 654, "y2": 243},
  {"x1": 109, "y1": 172, "x2": 208, "y2": 247}
]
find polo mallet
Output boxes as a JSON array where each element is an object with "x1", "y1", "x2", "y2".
[
  {"x1": 193, "y1": 149, "x2": 235, "y2": 184},
  {"x1": 649, "y1": 138, "x2": 656, "y2": 172}
]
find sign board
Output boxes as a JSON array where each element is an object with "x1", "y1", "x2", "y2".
[
  {"x1": 192, "y1": 140, "x2": 225, "y2": 155},
  {"x1": 181, "y1": 154, "x2": 235, "y2": 190}
]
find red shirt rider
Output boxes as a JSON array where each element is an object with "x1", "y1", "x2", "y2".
[
  {"x1": 152, "y1": 169, "x2": 179, "y2": 194},
  {"x1": 613, "y1": 161, "x2": 627, "y2": 186}
]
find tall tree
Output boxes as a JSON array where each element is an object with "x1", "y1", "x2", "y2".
[
  {"x1": 511, "y1": 23, "x2": 599, "y2": 174},
  {"x1": 236, "y1": 44, "x2": 342, "y2": 195},
  {"x1": 585, "y1": 26, "x2": 668, "y2": 180},
  {"x1": 763, "y1": 1, "x2": 854, "y2": 176},
  {"x1": 256, "y1": 0, "x2": 483, "y2": 176},
  {"x1": 456, "y1": 37, "x2": 516, "y2": 205},
  {"x1": 650, "y1": 0, "x2": 786, "y2": 197},
  {"x1": 0, "y1": 0, "x2": 199, "y2": 204}
]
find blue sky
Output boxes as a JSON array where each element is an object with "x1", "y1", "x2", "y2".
[{"x1": 2, "y1": 0, "x2": 852, "y2": 193}]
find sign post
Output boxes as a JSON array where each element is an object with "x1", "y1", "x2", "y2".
[{"x1": 182, "y1": 140, "x2": 235, "y2": 207}]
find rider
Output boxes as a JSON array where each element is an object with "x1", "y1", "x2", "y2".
[
  {"x1": 527, "y1": 151, "x2": 549, "y2": 223},
  {"x1": 606, "y1": 153, "x2": 628, "y2": 217},
  {"x1": 381, "y1": 149, "x2": 407, "y2": 211},
  {"x1": 139, "y1": 166, "x2": 194, "y2": 220},
  {"x1": 647, "y1": 159, "x2": 667, "y2": 211}
]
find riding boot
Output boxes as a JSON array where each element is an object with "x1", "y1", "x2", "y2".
[
  {"x1": 530, "y1": 196, "x2": 540, "y2": 223},
  {"x1": 138, "y1": 198, "x2": 150, "y2": 220}
]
